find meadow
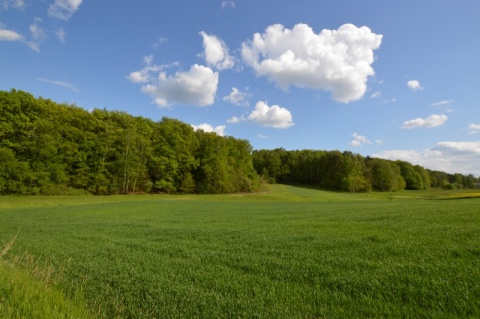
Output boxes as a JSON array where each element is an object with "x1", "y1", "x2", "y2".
[{"x1": 1, "y1": 185, "x2": 479, "y2": 318}]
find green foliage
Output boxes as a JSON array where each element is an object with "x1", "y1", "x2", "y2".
[
  {"x1": 0, "y1": 90, "x2": 259, "y2": 195},
  {"x1": 252, "y1": 149, "x2": 478, "y2": 192},
  {"x1": 1, "y1": 89, "x2": 477, "y2": 195},
  {"x1": 0, "y1": 188, "x2": 479, "y2": 318}
]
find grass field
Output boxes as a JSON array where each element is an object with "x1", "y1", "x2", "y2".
[{"x1": 1, "y1": 185, "x2": 479, "y2": 318}]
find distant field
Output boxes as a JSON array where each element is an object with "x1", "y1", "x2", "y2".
[{"x1": 1, "y1": 185, "x2": 479, "y2": 318}]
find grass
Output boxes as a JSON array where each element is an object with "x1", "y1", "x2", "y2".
[{"x1": 0, "y1": 185, "x2": 479, "y2": 318}]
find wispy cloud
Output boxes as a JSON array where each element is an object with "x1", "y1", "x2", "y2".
[
  {"x1": 2, "y1": 0, "x2": 25, "y2": 10},
  {"x1": 48, "y1": 0, "x2": 83, "y2": 21},
  {"x1": 221, "y1": 1, "x2": 235, "y2": 9},
  {"x1": 55, "y1": 28, "x2": 66, "y2": 43},
  {"x1": 29, "y1": 18, "x2": 47, "y2": 43},
  {"x1": 371, "y1": 91, "x2": 381, "y2": 99},
  {"x1": 37, "y1": 77, "x2": 80, "y2": 92},
  {"x1": 402, "y1": 114, "x2": 447, "y2": 129},
  {"x1": 430, "y1": 99, "x2": 454, "y2": 107},
  {"x1": 468, "y1": 123, "x2": 480, "y2": 134},
  {"x1": 0, "y1": 27, "x2": 39, "y2": 51},
  {"x1": 151, "y1": 37, "x2": 167, "y2": 49}
]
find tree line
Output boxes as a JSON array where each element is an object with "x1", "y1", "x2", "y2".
[
  {"x1": 0, "y1": 89, "x2": 477, "y2": 195},
  {"x1": 252, "y1": 148, "x2": 478, "y2": 192},
  {"x1": 0, "y1": 89, "x2": 258, "y2": 195}
]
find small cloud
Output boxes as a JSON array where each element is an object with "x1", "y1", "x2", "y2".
[
  {"x1": 221, "y1": 1, "x2": 235, "y2": 9},
  {"x1": 227, "y1": 115, "x2": 245, "y2": 124},
  {"x1": 55, "y1": 27, "x2": 66, "y2": 43},
  {"x1": 0, "y1": 27, "x2": 39, "y2": 51},
  {"x1": 371, "y1": 91, "x2": 381, "y2": 99},
  {"x1": 382, "y1": 98, "x2": 396, "y2": 104},
  {"x1": 258, "y1": 134, "x2": 269, "y2": 139},
  {"x1": 375, "y1": 139, "x2": 384, "y2": 145},
  {"x1": 151, "y1": 37, "x2": 167, "y2": 49},
  {"x1": 48, "y1": 0, "x2": 83, "y2": 21},
  {"x1": 349, "y1": 132, "x2": 372, "y2": 147},
  {"x1": 2, "y1": 0, "x2": 25, "y2": 10},
  {"x1": 401, "y1": 114, "x2": 447, "y2": 129},
  {"x1": 129, "y1": 58, "x2": 219, "y2": 107},
  {"x1": 191, "y1": 123, "x2": 226, "y2": 136},
  {"x1": 199, "y1": 31, "x2": 234, "y2": 70},
  {"x1": 468, "y1": 123, "x2": 480, "y2": 134},
  {"x1": 407, "y1": 80, "x2": 423, "y2": 91},
  {"x1": 37, "y1": 77, "x2": 80, "y2": 92},
  {"x1": 126, "y1": 56, "x2": 178, "y2": 84},
  {"x1": 430, "y1": 99, "x2": 454, "y2": 107},
  {"x1": 247, "y1": 101, "x2": 294, "y2": 129},
  {"x1": 29, "y1": 18, "x2": 47, "y2": 43},
  {"x1": 223, "y1": 87, "x2": 249, "y2": 106}
]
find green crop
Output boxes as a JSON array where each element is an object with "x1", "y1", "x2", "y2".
[{"x1": 1, "y1": 185, "x2": 479, "y2": 318}]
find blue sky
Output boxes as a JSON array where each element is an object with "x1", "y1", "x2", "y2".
[{"x1": 1, "y1": 0, "x2": 480, "y2": 176}]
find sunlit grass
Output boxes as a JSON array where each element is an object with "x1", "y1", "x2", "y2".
[{"x1": 0, "y1": 185, "x2": 479, "y2": 318}]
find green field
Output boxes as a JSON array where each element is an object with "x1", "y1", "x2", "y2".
[{"x1": 1, "y1": 185, "x2": 479, "y2": 318}]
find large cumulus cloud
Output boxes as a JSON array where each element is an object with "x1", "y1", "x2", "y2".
[{"x1": 241, "y1": 23, "x2": 382, "y2": 103}]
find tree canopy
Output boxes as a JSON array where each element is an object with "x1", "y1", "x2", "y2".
[
  {"x1": 251, "y1": 149, "x2": 478, "y2": 192},
  {"x1": 0, "y1": 89, "x2": 259, "y2": 195},
  {"x1": 0, "y1": 89, "x2": 477, "y2": 195}
]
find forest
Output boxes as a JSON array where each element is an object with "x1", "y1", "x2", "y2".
[{"x1": 0, "y1": 89, "x2": 478, "y2": 195}]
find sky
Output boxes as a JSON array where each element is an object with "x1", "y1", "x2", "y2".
[{"x1": 1, "y1": 0, "x2": 480, "y2": 176}]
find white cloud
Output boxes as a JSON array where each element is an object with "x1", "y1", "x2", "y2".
[
  {"x1": 223, "y1": 87, "x2": 249, "y2": 106},
  {"x1": 382, "y1": 98, "x2": 396, "y2": 104},
  {"x1": 126, "y1": 55, "x2": 168, "y2": 84},
  {"x1": 0, "y1": 27, "x2": 39, "y2": 51},
  {"x1": 30, "y1": 18, "x2": 47, "y2": 43},
  {"x1": 431, "y1": 99, "x2": 454, "y2": 107},
  {"x1": 349, "y1": 132, "x2": 372, "y2": 147},
  {"x1": 48, "y1": 0, "x2": 83, "y2": 20},
  {"x1": 373, "y1": 141, "x2": 480, "y2": 176},
  {"x1": 407, "y1": 80, "x2": 423, "y2": 91},
  {"x1": 151, "y1": 37, "x2": 167, "y2": 49},
  {"x1": 258, "y1": 134, "x2": 269, "y2": 139},
  {"x1": 2, "y1": 0, "x2": 25, "y2": 10},
  {"x1": 401, "y1": 114, "x2": 447, "y2": 129},
  {"x1": 55, "y1": 27, "x2": 66, "y2": 43},
  {"x1": 221, "y1": 1, "x2": 235, "y2": 9},
  {"x1": 227, "y1": 115, "x2": 244, "y2": 124},
  {"x1": 375, "y1": 139, "x2": 384, "y2": 145},
  {"x1": 247, "y1": 101, "x2": 294, "y2": 129},
  {"x1": 130, "y1": 62, "x2": 219, "y2": 107},
  {"x1": 199, "y1": 31, "x2": 234, "y2": 70},
  {"x1": 371, "y1": 91, "x2": 381, "y2": 98},
  {"x1": 468, "y1": 123, "x2": 480, "y2": 134},
  {"x1": 241, "y1": 23, "x2": 382, "y2": 103},
  {"x1": 191, "y1": 123, "x2": 226, "y2": 136},
  {"x1": 0, "y1": 28, "x2": 23, "y2": 41},
  {"x1": 37, "y1": 77, "x2": 80, "y2": 92}
]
